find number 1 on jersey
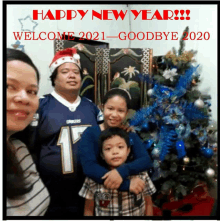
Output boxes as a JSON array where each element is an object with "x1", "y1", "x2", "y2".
[
  {"x1": 57, "y1": 125, "x2": 90, "y2": 174},
  {"x1": 57, "y1": 127, "x2": 73, "y2": 174}
]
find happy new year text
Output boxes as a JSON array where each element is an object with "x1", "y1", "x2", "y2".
[{"x1": 32, "y1": 9, "x2": 191, "y2": 21}]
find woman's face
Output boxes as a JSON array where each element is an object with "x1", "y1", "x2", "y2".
[
  {"x1": 103, "y1": 95, "x2": 128, "y2": 128},
  {"x1": 7, "y1": 60, "x2": 39, "y2": 136}
]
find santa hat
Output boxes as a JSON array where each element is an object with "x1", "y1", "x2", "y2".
[{"x1": 49, "y1": 48, "x2": 81, "y2": 73}]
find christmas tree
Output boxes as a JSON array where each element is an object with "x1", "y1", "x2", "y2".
[{"x1": 129, "y1": 27, "x2": 218, "y2": 210}]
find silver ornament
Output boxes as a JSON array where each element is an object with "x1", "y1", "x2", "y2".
[
  {"x1": 183, "y1": 156, "x2": 190, "y2": 164},
  {"x1": 176, "y1": 124, "x2": 185, "y2": 136},
  {"x1": 205, "y1": 168, "x2": 215, "y2": 178},
  {"x1": 153, "y1": 160, "x2": 160, "y2": 168},
  {"x1": 194, "y1": 98, "x2": 204, "y2": 108},
  {"x1": 152, "y1": 147, "x2": 160, "y2": 158},
  {"x1": 147, "y1": 89, "x2": 154, "y2": 97},
  {"x1": 212, "y1": 143, "x2": 217, "y2": 148},
  {"x1": 207, "y1": 120, "x2": 217, "y2": 132}
]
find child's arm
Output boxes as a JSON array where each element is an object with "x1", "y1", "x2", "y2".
[
  {"x1": 79, "y1": 177, "x2": 96, "y2": 216},
  {"x1": 144, "y1": 195, "x2": 153, "y2": 216},
  {"x1": 84, "y1": 199, "x2": 94, "y2": 216}
]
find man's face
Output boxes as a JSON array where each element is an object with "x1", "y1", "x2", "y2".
[{"x1": 54, "y1": 62, "x2": 81, "y2": 93}]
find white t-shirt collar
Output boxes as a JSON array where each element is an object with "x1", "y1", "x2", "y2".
[{"x1": 51, "y1": 90, "x2": 81, "y2": 112}]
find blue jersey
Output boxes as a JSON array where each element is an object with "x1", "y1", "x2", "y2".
[{"x1": 16, "y1": 91, "x2": 103, "y2": 216}]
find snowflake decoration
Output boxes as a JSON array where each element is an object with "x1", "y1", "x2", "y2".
[
  {"x1": 192, "y1": 126, "x2": 208, "y2": 145},
  {"x1": 163, "y1": 68, "x2": 178, "y2": 81},
  {"x1": 18, "y1": 15, "x2": 38, "y2": 32},
  {"x1": 121, "y1": 66, "x2": 139, "y2": 79},
  {"x1": 163, "y1": 106, "x2": 186, "y2": 126}
]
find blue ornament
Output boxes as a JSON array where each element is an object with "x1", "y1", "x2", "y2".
[
  {"x1": 144, "y1": 139, "x2": 154, "y2": 150},
  {"x1": 129, "y1": 138, "x2": 134, "y2": 146},
  {"x1": 141, "y1": 122, "x2": 149, "y2": 131},
  {"x1": 160, "y1": 87, "x2": 172, "y2": 95},
  {"x1": 201, "y1": 147, "x2": 214, "y2": 158},
  {"x1": 200, "y1": 146, "x2": 206, "y2": 152},
  {"x1": 176, "y1": 140, "x2": 186, "y2": 159}
]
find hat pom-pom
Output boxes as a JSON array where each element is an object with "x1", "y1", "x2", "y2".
[{"x1": 74, "y1": 54, "x2": 80, "y2": 60}]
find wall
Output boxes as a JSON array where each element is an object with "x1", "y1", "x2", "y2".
[{"x1": 6, "y1": 4, "x2": 217, "y2": 121}]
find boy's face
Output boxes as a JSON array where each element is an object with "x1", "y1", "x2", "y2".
[{"x1": 102, "y1": 135, "x2": 130, "y2": 169}]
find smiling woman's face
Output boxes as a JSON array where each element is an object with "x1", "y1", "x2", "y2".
[
  {"x1": 7, "y1": 60, "x2": 39, "y2": 136},
  {"x1": 103, "y1": 95, "x2": 128, "y2": 128}
]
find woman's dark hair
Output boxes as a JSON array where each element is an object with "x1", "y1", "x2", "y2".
[
  {"x1": 7, "y1": 48, "x2": 40, "y2": 83},
  {"x1": 98, "y1": 127, "x2": 131, "y2": 167},
  {"x1": 49, "y1": 64, "x2": 83, "y2": 87},
  {"x1": 7, "y1": 48, "x2": 38, "y2": 198},
  {"x1": 7, "y1": 142, "x2": 33, "y2": 198},
  {"x1": 103, "y1": 88, "x2": 131, "y2": 110}
]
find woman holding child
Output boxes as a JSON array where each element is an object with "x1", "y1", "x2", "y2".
[{"x1": 79, "y1": 88, "x2": 156, "y2": 216}]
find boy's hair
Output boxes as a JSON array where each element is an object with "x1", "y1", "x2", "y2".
[{"x1": 99, "y1": 127, "x2": 130, "y2": 155}]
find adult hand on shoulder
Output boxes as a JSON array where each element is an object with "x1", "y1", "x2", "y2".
[
  {"x1": 102, "y1": 169, "x2": 123, "y2": 190},
  {"x1": 129, "y1": 177, "x2": 145, "y2": 195}
]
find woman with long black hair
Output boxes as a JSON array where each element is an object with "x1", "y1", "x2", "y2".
[{"x1": 6, "y1": 48, "x2": 50, "y2": 216}]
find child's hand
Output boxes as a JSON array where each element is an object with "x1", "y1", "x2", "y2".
[
  {"x1": 102, "y1": 169, "x2": 123, "y2": 189},
  {"x1": 129, "y1": 177, "x2": 145, "y2": 194}
]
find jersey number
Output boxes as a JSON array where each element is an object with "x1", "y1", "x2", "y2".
[{"x1": 57, "y1": 125, "x2": 90, "y2": 174}]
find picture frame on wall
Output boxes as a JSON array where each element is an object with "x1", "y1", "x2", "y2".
[{"x1": 107, "y1": 48, "x2": 153, "y2": 110}]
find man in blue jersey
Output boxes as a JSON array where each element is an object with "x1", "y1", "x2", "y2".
[{"x1": 16, "y1": 48, "x2": 103, "y2": 218}]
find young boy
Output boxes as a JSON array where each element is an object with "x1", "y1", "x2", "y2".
[{"x1": 79, "y1": 127, "x2": 156, "y2": 216}]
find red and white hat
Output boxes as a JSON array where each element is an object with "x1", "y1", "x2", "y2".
[{"x1": 49, "y1": 48, "x2": 81, "y2": 73}]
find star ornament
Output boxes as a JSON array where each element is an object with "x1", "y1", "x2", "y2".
[
  {"x1": 163, "y1": 68, "x2": 178, "y2": 82},
  {"x1": 121, "y1": 66, "x2": 139, "y2": 79},
  {"x1": 19, "y1": 15, "x2": 38, "y2": 32}
]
